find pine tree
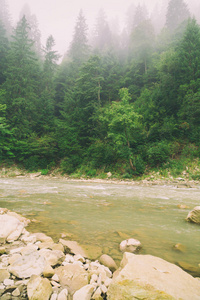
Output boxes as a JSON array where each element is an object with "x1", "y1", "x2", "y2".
[
  {"x1": 0, "y1": 20, "x2": 9, "y2": 85},
  {"x1": 92, "y1": 9, "x2": 112, "y2": 52},
  {"x1": 68, "y1": 10, "x2": 89, "y2": 65},
  {"x1": 0, "y1": 0, "x2": 12, "y2": 37},
  {"x1": 39, "y1": 35, "x2": 60, "y2": 133},
  {"x1": 19, "y1": 4, "x2": 42, "y2": 56},
  {"x1": 166, "y1": 0, "x2": 190, "y2": 32},
  {"x1": 177, "y1": 18, "x2": 200, "y2": 85},
  {"x1": 130, "y1": 19, "x2": 155, "y2": 74},
  {"x1": 4, "y1": 16, "x2": 41, "y2": 139}
]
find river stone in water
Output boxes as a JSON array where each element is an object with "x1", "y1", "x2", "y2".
[
  {"x1": 27, "y1": 275, "x2": 52, "y2": 300},
  {"x1": 119, "y1": 238, "x2": 141, "y2": 253},
  {"x1": 107, "y1": 252, "x2": 200, "y2": 300},
  {"x1": 0, "y1": 215, "x2": 24, "y2": 243},
  {"x1": 186, "y1": 206, "x2": 200, "y2": 224},
  {"x1": 9, "y1": 252, "x2": 46, "y2": 278},
  {"x1": 55, "y1": 264, "x2": 89, "y2": 295},
  {"x1": 59, "y1": 239, "x2": 87, "y2": 257}
]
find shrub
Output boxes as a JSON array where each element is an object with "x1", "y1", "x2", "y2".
[{"x1": 147, "y1": 141, "x2": 171, "y2": 167}]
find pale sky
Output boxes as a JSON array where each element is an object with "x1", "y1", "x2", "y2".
[{"x1": 7, "y1": 0, "x2": 198, "y2": 58}]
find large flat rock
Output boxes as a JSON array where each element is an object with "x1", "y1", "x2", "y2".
[{"x1": 107, "y1": 253, "x2": 200, "y2": 300}]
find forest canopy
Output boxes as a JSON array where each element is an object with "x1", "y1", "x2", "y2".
[{"x1": 0, "y1": 0, "x2": 200, "y2": 178}]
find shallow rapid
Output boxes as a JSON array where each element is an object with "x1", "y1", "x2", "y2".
[{"x1": 0, "y1": 178, "x2": 199, "y2": 274}]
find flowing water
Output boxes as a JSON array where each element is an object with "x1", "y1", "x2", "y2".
[{"x1": 0, "y1": 178, "x2": 200, "y2": 275}]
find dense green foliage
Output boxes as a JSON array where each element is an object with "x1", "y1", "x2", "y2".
[{"x1": 0, "y1": 1, "x2": 200, "y2": 177}]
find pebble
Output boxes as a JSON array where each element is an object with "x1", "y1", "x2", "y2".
[
  {"x1": 51, "y1": 280, "x2": 61, "y2": 288},
  {"x1": 12, "y1": 288, "x2": 21, "y2": 297},
  {"x1": 3, "y1": 279, "x2": 14, "y2": 286},
  {"x1": 52, "y1": 274, "x2": 59, "y2": 282}
]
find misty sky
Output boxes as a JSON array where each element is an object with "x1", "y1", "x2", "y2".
[
  {"x1": 7, "y1": 0, "x2": 160, "y2": 56},
  {"x1": 7, "y1": 0, "x2": 198, "y2": 57}
]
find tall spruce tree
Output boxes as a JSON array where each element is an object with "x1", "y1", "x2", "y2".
[
  {"x1": 0, "y1": 20, "x2": 9, "y2": 86},
  {"x1": 19, "y1": 4, "x2": 42, "y2": 56},
  {"x1": 39, "y1": 35, "x2": 60, "y2": 133},
  {"x1": 165, "y1": 0, "x2": 190, "y2": 32},
  {"x1": 4, "y1": 16, "x2": 41, "y2": 139},
  {"x1": 0, "y1": 0, "x2": 12, "y2": 37},
  {"x1": 92, "y1": 9, "x2": 112, "y2": 52},
  {"x1": 68, "y1": 10, "x2": 89, "y2": 65}
]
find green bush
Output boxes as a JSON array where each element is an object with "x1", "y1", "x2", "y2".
[
  {"x1": 40, "y1": 169, "x2": 49, "y2": 175},
  {"x1": 60, "y1": 155, "x2": 81, "y2": 174},
  {"x1": 134, "y1": 155, "x2": 146, "y2": 175},
  {"x1": 23, "y1": 156, "x2": 49, "y2": 171},
  {"x1": 147, "y1": 141, "x2": 171, "y2": 167},
  {"x1": 181, "y1": 143, "x2": 199, "y2": 158}
]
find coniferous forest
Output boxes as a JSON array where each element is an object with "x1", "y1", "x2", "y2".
[{"x1": 0, "y1": 0, "x2": 200, "y2": 179}]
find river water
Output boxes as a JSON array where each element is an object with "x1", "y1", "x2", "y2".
[{"x1": 0, "y1": 178, "x2": 200, "y2": 275}]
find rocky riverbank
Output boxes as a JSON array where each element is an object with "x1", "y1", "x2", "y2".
[
  {"x1": 0, "y1": 208, "x2": 200, "y2": 299},
  {"x1": 0, "y1": 165, "x2": 200, "y2": 188}
]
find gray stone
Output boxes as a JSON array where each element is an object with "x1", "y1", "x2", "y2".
[
  {"x1": 55, "y1": 264, "x2": 89, "y2": 295},
  {"x1": 0, "y1": 215, "x2": 24, "y2": 243},
  {"x1": 59, "y1": 239, "x2": 87, "y2": 257},
  {"x1": 57, "y1": 288, "x2": 68, "y2": 300},
  {"x1": 73, "y1": 284, "x2": 94, "y2": 300},
  {"x1": 33, "y1": 232, "x2": 54, "y2": 243},
  {"x1": 0, "y1": 269, "x2": 10, "y2": 282},
  {"x1": 9, "y1": 251, "x2": 46, "y2": 278},
  {"x1": 99, "y1": 254, "x2": 118, "y2": 272},
  {"x1": 107, "y1": 252, "x2": 200, "y2": 300},
  {"x1": 3, "y1": 279, "x2": 14, "y2": 286},
  {"x1": 39, "y1": 249, "x2": 65, "y2": 266},
  {"x1": 119, "y1": 238, "x2": 141, "y2": 253},
  {"x1": 12, "y1": 288, "x2": 21, "y2": 297},
  {"x1": 27, "y1": 275, "x2": 52, "y2": 300},
  {"x1": 186, "y1": 206, "x2": 200, "y2": 224},
  {"x1": 43, "y1": 263, "x2": 55, "y2": 278}
]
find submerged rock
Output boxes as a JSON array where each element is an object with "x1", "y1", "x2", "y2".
[
  {"x1": 107, "y1": 252, "x2": 200, "y2": 300},
  {"x1": 186, "y1": 206, "x2": 200, "y2": 224},
  {"x1": 172, "y1": 243, "x2": 186, "y2": 253},
  {"x1": 59, "y1": 239, "x2": 87, "y2": 257}
]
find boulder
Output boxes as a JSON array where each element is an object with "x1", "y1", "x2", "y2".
[
  {"x1": 0, "y1": 215, "x2": 24, "y2": 243},
  {"x1": 186, "y1": 206, "x2": 200, "y2": 224},
  {"x1": 59, "y1": 239, "x2": 87, "y2": 257},
  {"x1": 107, "y1": 252, "x2": 200, "y2": 300},
  {"x1": 73, "y1": 284, "x2": 94, "y2": 300},
  {"x1": 43, "y1": 263, "x2": 55, "y2": 278},
  {"x1": 38, "y1": 249, "x2": 65, "y2": 266},
  {"x1": 119, "y1": 238, "x2": 141, "y2": 253},
  {"x1": 99, "y1": 254, "x2": 118, "y2": 272},
  {"x1": 9, "y1": 251, "x2": 46, "y2": 279},
  {"x1": 27, "y1": 275, "x2": 52, "y2": 300},
  {"x1": 57, "y1": 289, "x2": 68, "y2": 300},
  {"x1": 33, "y1": 232, "x2": 54, "y2": 243},
  {"x1": 0, "y1": 270, "x2": 10, "y2": 282},
  {"x1": 55, "y1": 264, "x2": 89, "y2": 295}
]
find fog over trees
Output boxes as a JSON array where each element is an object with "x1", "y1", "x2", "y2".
[{"x1": 0, "y1": 0, "x2": 200, "y2": 177}]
